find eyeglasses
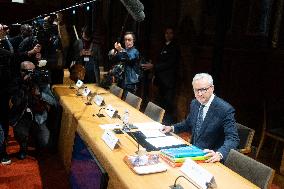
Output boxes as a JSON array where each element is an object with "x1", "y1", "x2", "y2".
[
  {"x1": 124, "y1": 38, "x2": 133, "y2": 42},
  {"x1": 193, "y1": 86, "x2": 212, "y2": 94}
]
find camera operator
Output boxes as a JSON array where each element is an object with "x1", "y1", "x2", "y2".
[
  {"x1": 0, "y1": 23, "x2": 16, "y2": 164},
  {"x1": 9, "y1": 61, "x2": 57, "y2": 159},
  {"x1": 18, "y1": 32, "x2": 42, "y2": 64},
  {"x1": 36, "y1": 16, "x2": 64, "y2": 85},
  {"x1": 1, "y1": 24, "x2": 44, "y2": 163}
]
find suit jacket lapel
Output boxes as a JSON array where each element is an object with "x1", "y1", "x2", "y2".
[
  {"x1": 191, "y1": 101, "x2": 199, "y2": 130},
  {"x1": 195, "y1": 97, "x2": 217, "y2": 142}
]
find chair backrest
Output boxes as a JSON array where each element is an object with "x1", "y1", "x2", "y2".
[
  {"x1": 225, "y1": 149, "x2": 274, "y2": 189},
  {"x1": 144, "y1": 102, "x2": 165, "y2": 123},
  {"x1": 236, "y1": 123, "x2": 255, "y2": 154},
  {"x1": 109, "y1": 85, "x2": 123, "y2": 98},
  {"x1": 125, "y1": 92, "x2": 142, "y2": 110}
]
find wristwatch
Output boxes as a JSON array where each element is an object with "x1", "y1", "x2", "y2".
[
  {"x1": 216, "y1": 152, "x2": 223, "y2": 160},
  {"x1": 170, "y1": 125, "x2": 174, "y2": 132}
]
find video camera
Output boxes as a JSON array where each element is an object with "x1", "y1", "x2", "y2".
[
  {"x1": 3, "y1": 25, "x2": 9, "y2": 31},
  {"x1": 23, "y1": 68, "x2": 50, "y2": 85}
]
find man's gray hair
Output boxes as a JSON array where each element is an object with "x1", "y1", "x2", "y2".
[
  {"x1": 192, "y1": 73, "x2": 214, "y2": 86},
  {"x1": 20, "y1": 61, "x2": 34, "y2": 70}
]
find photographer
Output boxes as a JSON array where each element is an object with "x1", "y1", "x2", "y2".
[
  {"x1": 0, "y1": 23, "x2": 15, "y2": 165},
  {"x1": 18, "y1": 34, "x2": 42, "y2": 64},
  {"x1": 109, "y1": 32, "x2": 141, "y2": 97},
  {"x1": 10, "y1": 61, "x2": 56, "y2": 159},
  {"x1": 72, "y1": 26, "x2": 101, "y2": 84}
]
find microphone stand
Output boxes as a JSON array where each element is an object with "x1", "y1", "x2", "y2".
[
  {"x1": 126, "y1": 131, "x2": 140, "y2": 155},
  {"x1": 170, "y1": 175, "x2": 216, "y2": 189},
  {"x1": 85, "y1": 92, "x2": 95, "y2": 105},
  {"x1": 96, "y1": 107, "x2": 105, "y2": 117},
  {"x1": 76, "y1": 84, "x2": 85, "y2": 96},
  {"x1": 76, "y1": 87, "x2": 81, "y2": 96},
  {"x1": 170, "y1": 176, "x2": 197, "y2": 189}
]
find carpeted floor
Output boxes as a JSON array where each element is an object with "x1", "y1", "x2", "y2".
[{"x1": 0, "y1": 128, "x2": 70, "y2": 189}]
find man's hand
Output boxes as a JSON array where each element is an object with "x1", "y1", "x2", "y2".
[
  {"x1": 204, "y1": 149, "x2": 222, "y2": 163},
  {"x1": 0, "y1": 24, "x2": 8, "y2": 40},
  {"x1": 114, "y1": 42, "x2": 123, "y2": 52},
  {"x1": 160, "y1": 126, "x2": 173, "y2": 133},
  {"x1": 28, "y1": 44, "x2": 41, "y2": 56},
  {"x1": 141, "y1": 63, "x2": 153, "y2": 70}
]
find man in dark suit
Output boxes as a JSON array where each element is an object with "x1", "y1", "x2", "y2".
[{"x1": 162, "y1": 73, "x2": 239, "y2": 163}]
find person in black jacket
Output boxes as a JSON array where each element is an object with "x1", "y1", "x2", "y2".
[
  {"x1": 0, "y1": 24, "x2": 44, "y2": 163},
  {"x1": 143, "y1": 27, "x2": 180, "y2": 124},
  {"x1": 0, "y1": 24, "x2": 14, "y2": 164},
  {"x1": 10, "y1": 24, "x2": 33, "y2": 53},
  {"x1": 109, "y1": 32, "x2": 141, "y2": 97}
]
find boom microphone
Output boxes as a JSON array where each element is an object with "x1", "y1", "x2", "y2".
[{"x1": 119, "y1": 0, "x2": 145, "y2": 22}]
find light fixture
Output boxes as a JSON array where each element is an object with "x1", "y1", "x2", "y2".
[{"x1": 12, "y1": 0, "x2": 25, "y2": 3}]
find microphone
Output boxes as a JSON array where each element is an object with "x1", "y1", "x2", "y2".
[
  {"x1": 85, "y1": 92, "x2": 95, "y2": 105},
  {"x1": 170, "y1": 176, "x2": 195, "y2": 189},
  {"x1": 127, "y1": 131, "x2": 141, "y2": 155},
  {"x1": 96, "y1": 107, "x2": 105, "y2": 117},
  {"x1": 119, "y1": 0, "x2": 145, "y2": 22}
]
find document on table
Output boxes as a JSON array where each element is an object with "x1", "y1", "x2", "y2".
[
  {"x1": 145, "y1": 136, "x2": 185, "y2": 148},
  {"x1": 133, "y1": 122, "x2": 163, "y2": 130},
  {"x1": 99, "y1": 123, "x2": 122, "y2": 130},
  {"x1": 140, "y1": 129, "x2": 166, "y2": 138}
]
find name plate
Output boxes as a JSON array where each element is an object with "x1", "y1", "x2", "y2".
[
  {"x1": 101, "y1": 130, "x2": 119, "y2": 150},
  {"x1": 94, "y1": 95, "x2": 104, "y2": 106},
  {"x1": 82, "y1": 87, "x2": 91, "y2": 97},
  {"x1": 180, "y1": 159, "x2": 217, "y2": 189},
  {"x1": 105, "y1": 105, "x2": 117, "y2": 118},
  {"x1": 76, "y1": 80, "x2": 84, "y2": 88}
]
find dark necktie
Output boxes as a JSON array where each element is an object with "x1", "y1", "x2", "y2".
[{"x1": 195, "y1": 105, "x2": 205, "y2": 137}]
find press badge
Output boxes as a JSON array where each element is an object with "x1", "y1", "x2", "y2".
[
  {"x1": 161, "y1": 50, "x2": 167, "y2": 55},
  {"x1": 83, "y1": 57, "x2": 90, "y2": 62}
]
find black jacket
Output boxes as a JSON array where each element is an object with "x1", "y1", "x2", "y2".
[{"x1": 154, "y1": 41, "x2": 180, "y2": 88}]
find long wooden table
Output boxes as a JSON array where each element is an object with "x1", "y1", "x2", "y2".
[{"x1": 53, "y1": 84, "x2": 260, "y2": 189}]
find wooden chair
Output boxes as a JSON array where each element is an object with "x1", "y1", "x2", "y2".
[
  {"x1": 109, "y1": 85, "x2": 123, "y2": 99},
  {"x1": 255, "y1": 102, "x2": 284, "y2": 159},
  {"x1": 225, "y1": 149, "x2": 274, "y2": 189},
  {"x1": 236, "y1": 123, "x2": 255, "y2": 154},
  {"x1": 144, "y1": 102, "x2": 165, "y2": 123},
  {"x1": 125, "y1": 92, "x2": 142, "y2": 110}
]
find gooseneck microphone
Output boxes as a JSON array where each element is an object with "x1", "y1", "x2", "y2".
[
  {"x1": 96, "y1": 107, "x2": 105, "y2": 117},
  {"x1": 119, "y1": 0, "x2": 145, "y2": 22}
]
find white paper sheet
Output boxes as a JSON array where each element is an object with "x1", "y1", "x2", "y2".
[
  {"x1": 140, "y1": 129, "x2": 166, "y2": 138},
  {"x1": 145, "y1": 136, "x2": 185, "y2": 148},
  {"x1": 133, "y1": 122, "x2": 164, "y2": 130},
  {"x1": 99, "y1": 123, "x2": 122, "y2": 130}
]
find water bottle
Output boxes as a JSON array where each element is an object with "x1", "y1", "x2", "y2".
[{"x1": 123, "y1": 109, "x2": 129, "y2": 126}]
